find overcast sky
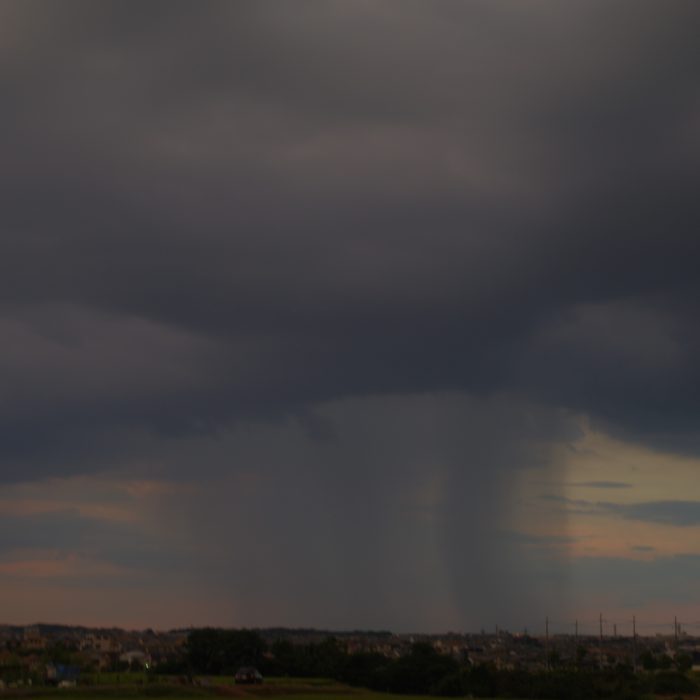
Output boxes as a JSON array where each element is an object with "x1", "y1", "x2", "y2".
[{"x1": 1, "y1": 0, "x2": 700, "y2": 634}]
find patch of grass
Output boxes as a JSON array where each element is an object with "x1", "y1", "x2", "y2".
[
  {"x1": 0, "y1": 684, "x2": 213, "y2": 700},
  {"x1": 262, "y1": 680, "x2": 339, "y2": 687},
  {"x1": 80, "y1": 673, "x2": 150, "y2": 686},
  {"x1": 245, "y1": 693, "x2": 433, "y2": 700},
  {"x1": 0, "y1": 679, "x2": 452, "y2": 700}
]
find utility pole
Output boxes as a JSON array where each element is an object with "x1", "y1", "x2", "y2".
[
  {"x1": 632, "y1": 616, "x2": 637, "y2": 673},
  {"x1": 599, "y1": 613, "x2": 604, "y2": 669},
  {"x1": 613, "y1": 623, "x2": 617, "y2": 638},
  {"x1": 545, "y1": 616, "x2": 550, "y2": 671},
  {"x1": 574, "y1": 619, "x2": 579, "y2": 670},
  {"x1": 674, "y1": 616, "x2": 678, "y2": 646}
]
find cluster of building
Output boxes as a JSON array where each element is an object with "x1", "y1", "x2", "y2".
[
  {"x1": 1, "y1": 623, "x2": 700, "y2": 687},
  {"x1": 438, "y1": 630, "x2": 700, "y2": 672},
  {"x1": 261, "y1": 627, "x2": 700, "y2": 671},
  {"x1": 0, "y1": 624, "x2": 187, "y2": 686}
]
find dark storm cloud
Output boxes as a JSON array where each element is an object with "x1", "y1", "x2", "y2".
[
  {"x1": 606, "y1": 500, "x2": 700, "y2": 527},
  {"x1": 0, "y1": 2, "x2": 697, "y2": 470},
  {"x1": 542, "y1": 495, "x2": 700, "y2": 528},
  {"x1": 2, "y1": 0, "x2": 698, "y2": 631},
  {"x1": 0, "y1": 509, "x2": 133, "y2": 554},
  {"x1": 573, "y1": 482, "x2": 633, "y2": 489},
  {"x1": 0, "y1": 507, "x2": 202, "y2": 585},
  {"x1": 504, "y1": 532, "x2": 580, "y2": 548}
]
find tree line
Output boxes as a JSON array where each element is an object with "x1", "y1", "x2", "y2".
[{"x1": 180, "y1": 628, "x2": 698, "y2": 699}]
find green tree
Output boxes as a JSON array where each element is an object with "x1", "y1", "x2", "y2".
[
  {"x1": 640, "y1": 651, "x2": 656, "y2": 671},
  {"x1": 387, "y1": 643, "x2": 459, "y2": 695},
  {"x1": 658, "y1": 654, "x2": 673, "y2": 670},
  {"x1": 186, "y1": 628, "x2": 265, "y2": 675},
  {"x1": 675, "y1": 653, "x2": 692, "y2": 673}
]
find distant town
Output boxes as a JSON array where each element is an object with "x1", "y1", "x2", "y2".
[{"x1": 1, "y1": 622, "x2": 699, "y2": 685}]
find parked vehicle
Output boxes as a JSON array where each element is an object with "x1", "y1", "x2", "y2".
[{"x1": 234, "y1": 667, "x2": 263, "y2": 684}]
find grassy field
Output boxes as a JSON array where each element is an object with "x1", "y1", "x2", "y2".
[{"x1": 0, "y1": 678, "x2": 431, "y2": 700}]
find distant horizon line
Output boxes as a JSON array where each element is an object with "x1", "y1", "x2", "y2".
[{"x1": 2, "y1": 621, "x2": 693, "y2": 640}]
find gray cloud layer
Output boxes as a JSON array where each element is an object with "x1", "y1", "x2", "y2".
[
  {"x1": 1, "y1": 1, "x2": 699, "y2": 476},
  {"x1": 1, "y1": 1, "x2": 699, "y2": 629},
  {"x1": 545, "y1": 496, "x2": 700, "y2": 528}
]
